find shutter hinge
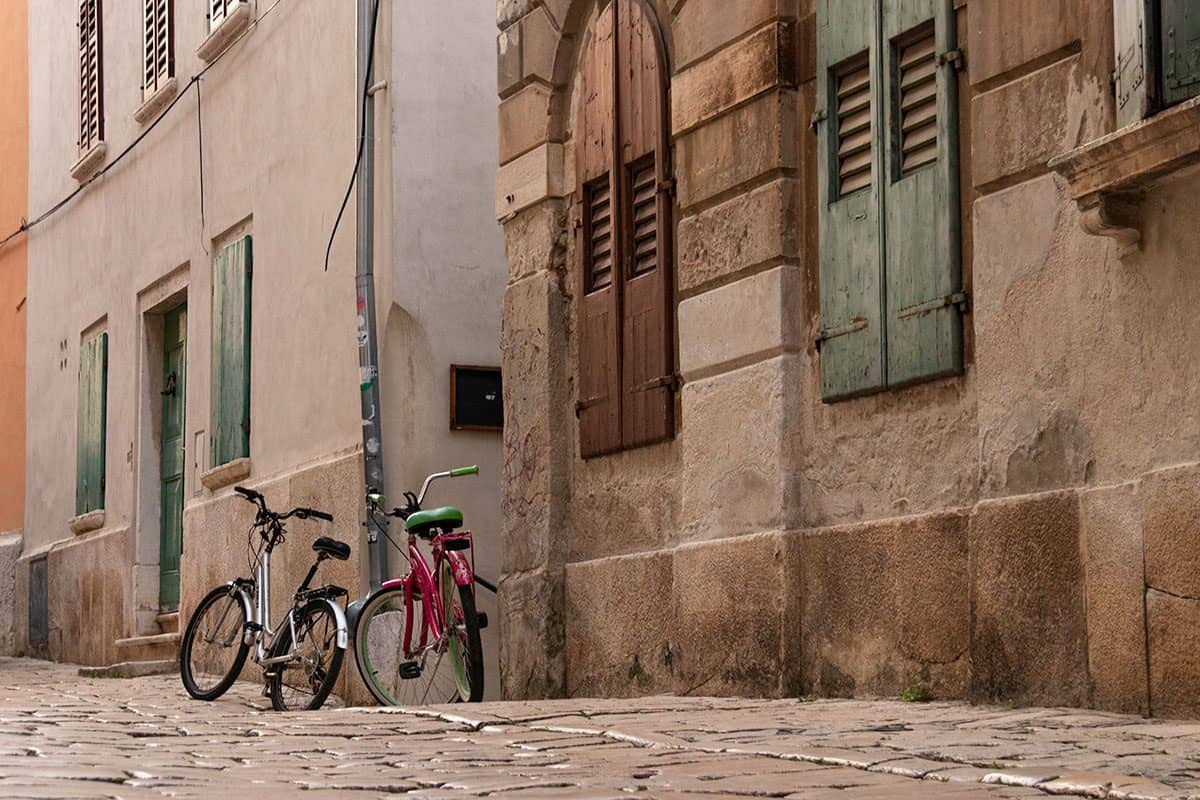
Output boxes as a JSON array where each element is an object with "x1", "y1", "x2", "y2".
[
  {"x1": 810, "y1": 108, "x2": 827, "y2": 134},
  {"x1": 936, "y1": 49, "x2": 966, "y2": 72},
  {"x1": 633, "y1": 373, "x2": 681, "y2": 393},
  {"x1": 815, "y1": 318, "x2": 868, "y2": 352},
  {"x1": 575, "y1": 397, "x2": 603, "y2": 417},
  {"x1": 896, "y1": 291, "x2": 970, "y2": 320},
  {"x1": 241, "y1": 418, "x2": 251, "y2": 436},
  {"x1": 657, "y1": 177, "x2": 676, "y2": 198}
]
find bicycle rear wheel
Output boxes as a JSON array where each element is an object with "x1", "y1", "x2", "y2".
[
  {"x1": 441, "y1": 561, "x2": 484, "y2": 703},
  {"x1": 355, "y1": 581, "x2": 474, "y2": 706},
  {"x1": 266, "y1": 600, "x2": 345, "y2": 711},
  {"x1": 180, "y1": 585, "x2": 250, "y2": 701}
]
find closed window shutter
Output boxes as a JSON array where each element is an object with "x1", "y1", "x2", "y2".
[
  {"x1": 76, "y1": 332, "x2": 108, "y2": 515},
  {"x1": 78, "y1": 0, "x2": 104, "y2": 153},
  {"x1": 143, "y1": 0, "x2": 173, "y2": 100},
  {"x1": 211, "y1": 236, "x2": 252, "y2": 467},
  {"x1": 211, "y1": 0, "x2": 229, "y2": 30},
  {"x1": 576, "y1": 4, "x2": 622, "y2": 458},
  {"x1": 1114, "y1": 1, "x2": 1155, "y2": 127},
  {"x1": 1161, "y1": 0, "x2": 1200, "y2": 107},
  {"x1": 883, "y1": 2, "x2": 963, "y2": 387},
  {"x1": 616, "y1": 0, "x2": 674, "y2": 449},
  {"x1": 816, "y1": 0, "x2": 884, "y2": 401}
]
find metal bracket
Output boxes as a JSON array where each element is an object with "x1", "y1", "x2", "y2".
[
  {"x1": 936, "y1": 48, "x2": 965, "y2": 72},
  {"x1": 897, "y1": 291, "x2": 970, "y2": 320},
  {"x1": 810, "y1": 108, "x2": 828, "y2": 134},
  {"x1": 815, "y1": 319, "x2": 868, "y2": 352}
]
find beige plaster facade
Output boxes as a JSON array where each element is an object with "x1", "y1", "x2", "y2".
[
  {"x1": 18, "y1": 0, "x2": 506, "y2": 698},
  {"x1": 495, "y1": 0, "x2": 1200, "y2": 715}
]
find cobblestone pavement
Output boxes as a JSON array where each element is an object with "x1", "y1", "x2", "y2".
[{"x1": 4, "y1": 659, "x2": 1200, "y2": 799}]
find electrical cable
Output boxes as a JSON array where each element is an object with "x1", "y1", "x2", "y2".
[
  {"x1": 323, "y1": 0, "x2": 381, "y2": 272},
  {"x1": 0, "y1": 0, "x2": 286, "y2": 253}
]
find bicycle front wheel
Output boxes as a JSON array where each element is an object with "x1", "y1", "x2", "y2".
[
  {"x1": 180, "y1": 585, "x2": 250, "y2": 701},
  {"x1": 266, "y1": 600, "x2": 345, "y2": 711}
]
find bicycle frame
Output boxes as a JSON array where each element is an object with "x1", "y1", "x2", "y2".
[{"x1": 380, "y1": 531, "x2": 476, "y2": 660}]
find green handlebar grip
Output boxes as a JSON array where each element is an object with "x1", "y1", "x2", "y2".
[{"x1": 450, "y1": 465, "x2": 479, "y2": 477}]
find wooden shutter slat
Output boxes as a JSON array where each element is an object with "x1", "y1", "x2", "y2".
[
  {"x1": 617, "y1": 0, "x2": 673, "y2": 449},
  {"x1": 211, "y1": 236, "x2": 252, "y2": 466},
  {"x1": 75, "y1": 333, "x2": 108, "y2": 515},
  {"x1": 1161, "y1": 0, "x2": 1200, "y2": 106},
  {"x1": 576, "y1": 5, "x2": 622, "y2": 457},
  {"x1": 882, "y1": 2, "x2": 963, "y2": 387},
  {"x1": 1114, "y1": 0, "x2": 1154, "y2": 127},
  {"x1": 817, "y1": 0, "x2": 885, "y2": 400}
]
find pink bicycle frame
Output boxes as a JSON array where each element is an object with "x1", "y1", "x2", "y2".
[{"x1": 380, "y1": 531, "x2": 476, "y2": 659}]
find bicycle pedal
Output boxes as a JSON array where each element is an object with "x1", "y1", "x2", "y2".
[
  {"x1": 399, "y1": 661, "x2": 422, "y2": 680},
  {"x1": 476, "y1": 611, "x2": 488, "y2": 630}
]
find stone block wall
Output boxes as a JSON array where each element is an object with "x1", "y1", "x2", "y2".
[{"x1": 497, "y1": 0, "x2": 1200, "y2": 715}]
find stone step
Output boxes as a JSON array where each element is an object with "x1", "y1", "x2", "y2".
[
  {"x1": 114, "y1": 632, "x2": 180, "y2": 663},
  {"x1": 78, "y1": 660, "x2": 176, "y2": 679},
  {"x1": 156, "y1": 611, "x2": 180, "y2": 634}
]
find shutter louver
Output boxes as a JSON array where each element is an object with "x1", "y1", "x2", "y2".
[
  {"x1": 835, "y1": 55, "x2": 873, "y2": 196},
  {"x1": 211, "y1": 0, "x2": 228, "y2": 30},
  {"x1": 897, "y1": 26, "x2": 937, "y2": 174},
  {"x1": 628, "y1": 157, "x2": 657, "y2": 276},
  {"x1": 78, "y1": 0, "x2": 103, "y2": 154},
  {"x1": 143, "y1": 0, "x2": 173, "y2": 100},
  {"x1": 1114, "y1": 1, "x2": 1154, "y2": 127},
  {"x1": 584, "y1": 175, "x2": 613, "y2": 291}
]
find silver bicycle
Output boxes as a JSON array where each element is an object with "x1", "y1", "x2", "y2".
[{"x1": 179, "y1": 486, "x2": 351, "y2": 711}]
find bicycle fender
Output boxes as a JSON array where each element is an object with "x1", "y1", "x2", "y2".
[
  {"x1": 309, "y1": 597, "x2": 349, "y2": 650},
  {"x1": 224, "y1": 581, "x2": 254, "y2": 642},
  {"x1": 445, "y1": 551, "x2": 474, "y2": 588}
]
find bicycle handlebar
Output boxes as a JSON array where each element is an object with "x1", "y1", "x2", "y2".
[{"x1": 233, "y1": 486, "x2": 332, "y2": 523}]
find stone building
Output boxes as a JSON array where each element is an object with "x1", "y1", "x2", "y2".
[
  {"x1": 15, "y1": 0, "x2": 506, "y2": 695},
  {"x1": 495, "y1": 0, "x2": 1200, "y2": 716},
  {"x1": 0, "y1": 0, "x2": 29, "y2": 657}
]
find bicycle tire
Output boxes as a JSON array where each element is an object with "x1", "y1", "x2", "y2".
[
  {"x1": 353, "y1": 583, "x2": 418, "y2": 706},
  {"x1": 180, "y1": 585, "x2": 250, "y2": 701},
  {"x1": 266, "y1": 599, "x2": 345, "y2": 711},
  {"x1": 442, "y1": 563, "x2": 484, "y2": 703}
]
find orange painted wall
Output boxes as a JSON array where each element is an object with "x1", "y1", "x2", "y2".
[{"x1": 0, "y1": 0, "x2": 28, "y2": 532}]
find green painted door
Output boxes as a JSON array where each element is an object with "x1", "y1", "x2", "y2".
[{"x1": 159, "y1": 304, "x2": 187, "y2": 611}]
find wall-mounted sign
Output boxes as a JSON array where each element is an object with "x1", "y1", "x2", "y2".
[{"x1": 450, "y1": 365, "x2": 503, "y2": 432}]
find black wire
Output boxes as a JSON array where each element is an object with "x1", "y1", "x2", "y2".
[{"x1": 324, "y1": 0, "x2": 381, "y2": 273}]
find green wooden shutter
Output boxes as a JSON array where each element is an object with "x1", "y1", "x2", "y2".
[
  {"x1": 1161, "y1": 0, "x2": 1200, "y2": 107},
  {"x1": 881, "y1": 0, "x2": 963, "y2": 386},
  {"x1": 1115, "y1": 0, "x2": 1155, "y2": 127},
  {"x1": 211, "y1": 235, "x2": 252, "y2": 467},
  {"x1": 75, "y1": 332, "x2": 108, "y2": 515},
  {"x1": 816, "y1": 0, "x2": 885, "y2": 401}
]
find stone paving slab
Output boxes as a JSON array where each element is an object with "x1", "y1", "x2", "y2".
[{"x1": 4, "y1": 659, "x2": 1200, "y2": 798}]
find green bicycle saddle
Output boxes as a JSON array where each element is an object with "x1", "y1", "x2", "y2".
[{"x1": 405, "y1": 506, "x2": 464, "y2": 535}]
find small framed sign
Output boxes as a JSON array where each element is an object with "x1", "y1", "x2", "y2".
[{"x1": 450, "y1": 365, "x2": 503, "y2": 432}]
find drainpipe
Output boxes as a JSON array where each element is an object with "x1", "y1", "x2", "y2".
[{"x1": 356, "y1": 0, "x2": 387, "y2": 590}]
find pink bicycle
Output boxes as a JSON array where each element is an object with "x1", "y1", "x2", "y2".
[{"x1": 351, "y1": 466, "x2": 486, "y2": 705}]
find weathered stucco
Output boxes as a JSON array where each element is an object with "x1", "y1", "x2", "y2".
[{"x1": 20, "y1": 1, "x2": 507, "y2": 692}]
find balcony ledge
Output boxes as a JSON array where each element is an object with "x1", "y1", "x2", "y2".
[
  {"x1": 197, "y1": 1, "x2": 253, "y2": 63},
  {"x1": 70, "y1": 142, "x2": 106, "y2": 183},
  {"x1": 200, "y1": 457, "x2": 251, "y2": 491},
  {"x1": 68, "y1": 509, "x2": 105, "y2": 536},
  {"x1": 1049, "y1": 95, "x2": 1200, "y2": 256},
  {"x1": 134, "y1": 77, "x2": 179, "y2": 125}
]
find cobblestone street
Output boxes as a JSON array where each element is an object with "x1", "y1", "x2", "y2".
[{"x1": 4, "y1": 659, "x2": 1200, "y2": 798}]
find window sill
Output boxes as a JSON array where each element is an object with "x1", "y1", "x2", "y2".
[
  {"x1": 70, "y1": 142, "x2": 106, "y2": 182},
  {"x1": 200, "y1": 457, "x2": 251, "y2": 491},
  {"x1": 1049, "y1": 95, "x2": 1200, "y2": 256},
  {"x1": 69, "y1": 509, "x2": 105, "y2": 536},
  {"x1": 135, "y1": 77, "x2": 179, "y2": 125},
  {"x1": 197, "y1": 1, "x2": 253, "y2": 63}
]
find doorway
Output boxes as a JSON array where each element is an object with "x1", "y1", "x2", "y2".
[{"x1": 158, "y1": 303, "x2": 186, "y2": 611}]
